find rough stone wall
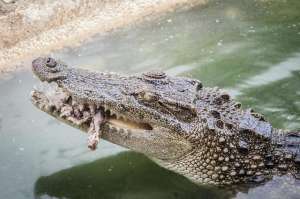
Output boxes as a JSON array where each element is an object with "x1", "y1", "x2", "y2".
[{"x1": 0, "y1": 0, "x2": 207, "y2": 74}]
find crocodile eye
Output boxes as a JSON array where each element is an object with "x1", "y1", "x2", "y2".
[
  {"x1": 139, "y1": 91, "x2": 158, "y2": 101},
  {"x1": 46, "y1": 57, "x2": 57, "y2": 68}
]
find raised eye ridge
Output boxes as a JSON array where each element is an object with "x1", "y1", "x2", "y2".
[
  {"x1": 142, "y1": 71, "x2": 166, "y2": 79},
  {"x1": 46, "y1": 57, "x2": 57, "y2": 68}
]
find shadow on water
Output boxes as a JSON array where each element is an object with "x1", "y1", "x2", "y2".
[
  {"x1": 34, "y1": 152, "x2": 230, "y2": 199},
  {"x1": 34, "y1": 151, "x2": 300, "y2": 199}
]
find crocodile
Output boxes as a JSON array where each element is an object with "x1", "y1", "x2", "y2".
[{"x1": 31, "y1": 57, "x2": 300, "y2": 185}]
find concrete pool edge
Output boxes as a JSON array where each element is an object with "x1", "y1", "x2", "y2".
[{"x1": 0, "y1": 0, "x2": 208, "y2": 75}]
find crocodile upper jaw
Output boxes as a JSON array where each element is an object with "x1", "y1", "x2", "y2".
[{"x1": 31, "y1": 81, "x2": 153, "y2": 132}]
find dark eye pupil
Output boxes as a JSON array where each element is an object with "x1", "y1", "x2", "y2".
[{"x1": 46, "y1": 57, "x2": 57, "y2": 68}]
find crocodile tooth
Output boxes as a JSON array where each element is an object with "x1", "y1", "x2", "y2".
[
  {"x1": 119, "y1": 128, "x2": 125, "y2": 133},
  {"x1": 30, "y1": 90, "x2": 35, "y2": 97},
  {"x1": 71, "y1": 100, "x2": 77, "y2": 106},
  {"x1": 111, "y1": 126, "x2": 117, "y2": 132},
  {"x1": 104, "y1": 107, "x2": 110, "y2": 114},
  {"x1": 103, "y1": 105, "x2": 109, "y2": 113},
  {"x1": 103, "y1": 105, "x2": 107, "y2": 111},
  {"x1": 78, "y1": 104, "x2": 84, "y2": 112},
  {"x1": 89, "y1": 104, "x2": 96, "y2": 115},
  {"x1": 109, "y1": 109, "x2": 114, "y2": 116},
  {"x1": 45, "y1": 105, "x2": 52, "y2": 112},
  {"x1": 59, "y1": 112, "x2": 66, "y2": 118},
  {"x1": 38, "y1": 103, "x2": 43, "y2": 109},
  {"x1": 110, "y1": 109, "x2": 115, "y2": 115}
]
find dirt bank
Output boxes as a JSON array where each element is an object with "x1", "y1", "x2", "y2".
[{"x1": 0, "y1": 0, "x2": 207, "y2": 74}]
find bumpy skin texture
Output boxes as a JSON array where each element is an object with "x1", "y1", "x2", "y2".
[{"x1": 31, "y1": 57, "x2": 300, "y2": 185}]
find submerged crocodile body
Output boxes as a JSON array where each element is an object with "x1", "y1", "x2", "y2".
[{"x1": 31, "y1": 57, "x2": 300, "y2": 185}]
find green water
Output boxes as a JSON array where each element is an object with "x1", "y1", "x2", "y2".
[{"x1": 0, "y1": 0, "x2": 300, "y2": 198}]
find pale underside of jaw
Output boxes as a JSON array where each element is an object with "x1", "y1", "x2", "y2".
[{"x1": 31, "y1": 81, "x2": 152, "y2": 150}]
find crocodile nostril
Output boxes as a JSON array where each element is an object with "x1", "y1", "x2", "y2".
[{"x1": 46, "y1": 57, "x2": 57, "y2": 68}]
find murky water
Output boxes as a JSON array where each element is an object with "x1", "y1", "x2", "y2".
[{"x1": 1, "y1": 0, "x2": 300, "y2": 198}]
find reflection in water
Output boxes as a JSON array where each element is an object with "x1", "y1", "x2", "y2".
[
  {"x1": 35, "y1": 152, "x2": 300, "y2": 199},
  {"x1": 235, "y1": 175, "x2": 300, "y2": 199},
  {"x1": 34, "y1": 152, "x2": 229, "y2": 199},
  {"x1": 0, "y1": 0, "x2": 300, "y2": 199},
  {"x1": 239, "y1": 70, "x2": 300, "y2": 130},
  {"x1": 229, "y1": 53, "x2": 300, "y2": 96}
]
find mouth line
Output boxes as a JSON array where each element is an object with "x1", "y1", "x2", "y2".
[{"x1": 31, "y1": 81, "x2": 153, "y2": 135}]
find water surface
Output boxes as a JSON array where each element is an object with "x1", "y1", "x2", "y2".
[{"x1": 0, "y1": 0, "x2": 300, "y2": 198}]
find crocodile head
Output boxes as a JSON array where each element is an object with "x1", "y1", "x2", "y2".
[
  {"x1": 31, "y1": 57, "x2": 300, "y2": 185},
  {"x1": 31, "y1": 57, "x2": 198, "y2": 161}
]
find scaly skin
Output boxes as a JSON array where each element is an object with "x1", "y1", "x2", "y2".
[{"x1": 31, "y1": 57, "x2": 300, "y2": 185}]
